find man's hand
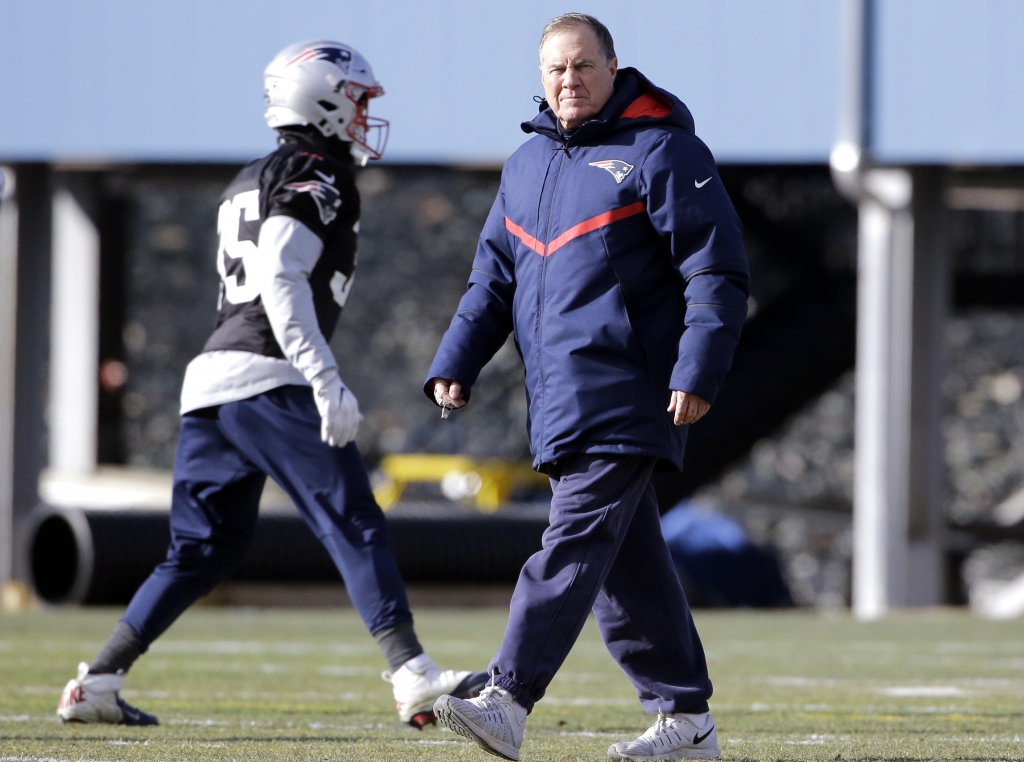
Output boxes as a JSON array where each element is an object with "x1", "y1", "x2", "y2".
[
  {"x1": 667, "y1": 390, "x2": 710, "y2": 426},
  {"x1": 430, "y1": 377, "x2": 467, "y2": 410},
  {"x1": 312, "y1": 370, "x2": 363, "y2": 447}
]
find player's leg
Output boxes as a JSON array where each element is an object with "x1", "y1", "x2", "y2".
[
  {"x1": 596, "y1": 480, "x2": 719, "y2": 760},
  {"x1": 217, "y1": 385, "x2": 486, "y2": 727},
  {"x1": 58, "y1": 408, "x2": 265, "y2": 725},
  {"x1": 121, "y1": 410, "x2": 266, "y2": 644},
  {"x1": 434, "y1": 454, "x2": 653, "y2": 760}
]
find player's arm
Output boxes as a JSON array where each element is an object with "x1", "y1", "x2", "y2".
[
  {"x1": 425, "y1": 178, "x2": 517, "y2": 410},
  {"x1": 258, "y1": 215, "x2": 335, "y2": 381},
  {"x1": 641, "y1": 132, "x2": 749, "y2": 425},
  {"x1": 258, "y1": 214, "x2": 361, "y2": 446}
]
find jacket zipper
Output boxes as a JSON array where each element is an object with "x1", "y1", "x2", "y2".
[{"x1": 536, "y1": 139, "x2": 569, "y2": 457}]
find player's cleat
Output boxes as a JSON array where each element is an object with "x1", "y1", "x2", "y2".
[
  {"x1": 607, "y1": 710, "x2": 719, "y2": 760},
  {"x1": 434, "y1": 685, "x2": 527, "y2": 761},
  {"x1": 381, "y1": 653, "x2": 488, "y2": 729},
  {"x1": 57, "y1": 662, "x2": 159, "y2": 726}
]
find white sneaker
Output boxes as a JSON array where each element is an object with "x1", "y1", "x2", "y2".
[
  {"x1": 382, "y1": 653, "x2": 487, "y2": 728},
  {"x1": 434, "y1": 685, "x2": 527, "y2": 761},
  {"x1": 608, "y1": 711, "x2": 719, "y2": 760},
  {"x1": 57, "y1": 662, "x2": 159, "y2": 726}
]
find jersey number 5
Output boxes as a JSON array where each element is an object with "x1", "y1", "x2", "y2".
[{"x1": 217, "y1": 189, "x2": 261, "y2": 305}]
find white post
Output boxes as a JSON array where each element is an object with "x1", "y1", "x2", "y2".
[
  {"x1": 853, "y1": 169, "x2": 915, "y2": 619},
  {"x1": 49, "y1": 181, "x2": 100, "y2": 474},
  {"x1": 0, "y1": 168, "x2": 17, "y2": 583}
]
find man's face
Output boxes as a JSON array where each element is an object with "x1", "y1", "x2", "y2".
[{"x1": 540, "y1": 25, "x2": 617, "y2": 131}]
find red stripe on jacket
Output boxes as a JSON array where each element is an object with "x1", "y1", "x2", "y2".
[
  {"x1": 503, "y1": 217, "x2": 546, "y2": 256},
  {"x1": 505, "y1": 201, "x2": 646, "y2": 257}
]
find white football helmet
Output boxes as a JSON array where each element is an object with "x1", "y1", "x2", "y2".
[{"x1": 264, "y1": 40, "x2": 388, "y2": 165}]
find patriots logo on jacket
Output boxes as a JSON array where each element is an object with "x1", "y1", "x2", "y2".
[
  {"x1": 283, "y1": 180, "x2": 342, "y2": 225},
  {"x1": 589, "y1": 160, "x2": 635, "y2": 184},
  {"x1": 286, "y1": 46, "x2": 352, "y2": 74}
]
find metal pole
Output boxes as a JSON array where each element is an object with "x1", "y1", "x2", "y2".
[
  {"x1": 830, "y1": 0, "x2": 872, "y2": 199},
  {"x1": 0, "y1": 168, "x2": 16, "y2": 584},
  {"x1": 906, "y1": 168, "x2": 948, "y2": 606},
  {"x1": 9, "y1": 164, "x2": 52, "y2": 582},
  {"x1": 852, "y1": 176, "x2": 914, "y2": 618},
  {"x1": 832, "y1": 0, "x2": 946, "y2": 616}
]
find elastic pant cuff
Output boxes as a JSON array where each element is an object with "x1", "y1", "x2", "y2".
[
  {"x1": 645, "y1": 699, "x2": 710, "y2": 715},
  {"x1": 678, "y1": 701, "x2": 710, "y2": 714},
  {"x1": 491, "y1": 673, "x2": 535, "y2": 714}
]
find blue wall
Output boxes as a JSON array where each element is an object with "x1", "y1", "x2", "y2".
[
  {"x1": 873, "y1": 0, "x2": 1024, "y2": 164},
  {"x1": 0, "y1": 0, "x2": 839, "y2": 164},
  {"x1": 0, "y1": 1, "x2": 1020, "y2": 165}
]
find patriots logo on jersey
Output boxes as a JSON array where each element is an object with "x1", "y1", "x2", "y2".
[
  {"x1": 284, "y1": 179, "x2": 342, "y2": 225},
  {"x1": 286, "y1": 46, "x2": 353, "y2": 75},
  {"x1": 589, "y1": 160, "x2": 635, "y2": 184}
]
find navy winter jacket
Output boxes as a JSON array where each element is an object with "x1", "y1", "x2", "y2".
[{"x1": 426, "y1": 68, "x2": 749, "y2": 472}]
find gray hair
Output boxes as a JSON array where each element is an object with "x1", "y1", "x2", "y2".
[{"x1": 539, "y1": 13, "x2": 617, "y2": 65}]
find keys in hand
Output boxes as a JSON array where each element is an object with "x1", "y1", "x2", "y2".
[{"x1": 432, "y1": 378, "x2": 465, "y2": 420}]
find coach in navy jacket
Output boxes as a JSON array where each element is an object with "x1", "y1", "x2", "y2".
[
  {"x1": 427, "y1": 14, "x2": 748, "y2": 760},
  {"x1": 426, "y1": 60, "x2": 746, "y2": 475}
]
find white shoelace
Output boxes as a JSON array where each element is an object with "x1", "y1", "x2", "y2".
[{"x1": 634, "y1": 711, "x2": 689, "y2": 750}]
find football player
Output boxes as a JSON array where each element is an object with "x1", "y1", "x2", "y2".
[{"x1": 57, "y1": 40, "x2": 486, "y2": 730}]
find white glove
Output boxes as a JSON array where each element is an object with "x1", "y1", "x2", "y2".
[{"x1": 311, "y1": 370, "x2": 363, "y2": 447}]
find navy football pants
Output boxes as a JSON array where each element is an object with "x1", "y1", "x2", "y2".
[
  {"x1": 121, "y1": 385, "x2": 411, "y2": 646},
  {"x1": 489, "y1": 455, "x2": 712, "y2": 715}
]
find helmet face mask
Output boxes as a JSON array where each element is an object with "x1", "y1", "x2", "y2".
[
  {"x1": 341, "y1": 81, "x2": 388, "y2": 164},
  {"x1": 264, "y1": 40, "x2": 389, "y2": 164}
]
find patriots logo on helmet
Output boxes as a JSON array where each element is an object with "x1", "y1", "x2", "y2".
[
  {"x1": 284, "y1": 180, "x2": 342, "y2": 225},
  {"x1": 588, "y1": 160, "x2": 635, "y2": 184},
  {"x1": 286, "y1": 46, "x2": 353, "y2": 75}
]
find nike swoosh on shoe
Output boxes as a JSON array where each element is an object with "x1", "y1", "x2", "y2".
[{"x1": 693, "y1": 726, "x2": 714, "y2": 745}]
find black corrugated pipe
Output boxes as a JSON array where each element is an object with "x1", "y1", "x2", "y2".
[{"x1": 28, "y1": 505, "x2": 547, "y2": 605}]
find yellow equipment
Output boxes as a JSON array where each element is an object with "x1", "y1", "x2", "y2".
[{"x1": 373, "y1": 454, "x2": 549, "y2": 512}]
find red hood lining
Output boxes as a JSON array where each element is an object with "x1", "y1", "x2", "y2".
[{"x1": 618, "y1": 92, "x2": 672, "y2": 122}]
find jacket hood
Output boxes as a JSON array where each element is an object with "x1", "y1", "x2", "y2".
[{"x1": 522, "y1": 67, "x2": 694, "y2": 144}]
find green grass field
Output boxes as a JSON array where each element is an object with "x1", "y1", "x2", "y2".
[{"x1": 2, "y1": 606, "x2": 1024, "y2": 761}]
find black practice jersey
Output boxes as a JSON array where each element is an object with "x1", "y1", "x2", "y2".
[{"x1": 202, "y1": 131, "x2": 360, "y2": 358}]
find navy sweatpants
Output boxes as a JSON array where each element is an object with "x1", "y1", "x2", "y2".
[
  {"x1": 121, "y1": 385, "x2": 411, "y2": 646},
  {"x1": 489, "y1": 455, "x2": 712, "y2": 715}
]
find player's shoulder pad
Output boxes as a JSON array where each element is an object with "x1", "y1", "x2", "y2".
[{"x1": 263, "y1": 144, "x2": 357, "y2": 236}]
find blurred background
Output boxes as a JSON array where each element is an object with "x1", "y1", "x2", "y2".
[{"x1": 3, "y1": 0, "x2": 1024, "y2": 617}]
